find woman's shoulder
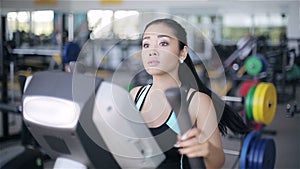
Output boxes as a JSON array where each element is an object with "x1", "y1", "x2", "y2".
[
  {"x1": 188, "y1": 89, "x2": 215, "y2": 116},
  {"x1": 129, "y1": 84, "x2": 152, "y2": 98},
  {"x1": 188, "y1": 89, "x2": 216, "y2": 125},
  {"x1": 129, "y1": 86, "x2": 143, "y2": 97},
  {"x1": 188, "y1": 88, "x2": 212, "y2": 103}
]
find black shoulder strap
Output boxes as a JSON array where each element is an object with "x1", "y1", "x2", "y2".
[
  {"x1": 134, "y1": 84, "x2": 153, "y2": 103},
  {"x1": 134, "y1": 86, "x2": 147, "y2": 103},
  {"x1": 187, "y1": 90, "x2": 197, "y2": 107}
]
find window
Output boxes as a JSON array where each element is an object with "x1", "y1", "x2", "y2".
[
  {"x1": 32, "y1": 10, "x2": 54, "y2": 36},
  {"x1": 221, "y1": 13, "x2": 287, "y2": 44},
  {"x1": 113, "y1": 10, "x2": 139, "y2": 39},
  {"x1": 88, "y1": 10, "x2": 114, "y2": 39},
  {"x1": 7, "y1": 11, "x2": 30, "y2": 37},
  {"x1": 7, "y1": 10, "x2": 54, "y2": 47},
  {"x1": 253, "y1": 13, "x2": 287, "y2": 44},
  {"x1": 88, "y1": 10, "x2": 139, "y2": 40}
]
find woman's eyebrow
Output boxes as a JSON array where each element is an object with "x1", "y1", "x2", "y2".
[
  {"x1": 157, "y1": 34, "x2": 172, "y2": 39},
  {"x1": 143, "y1": 34, "x2": 173, "y2": 40},
  {"x1": 143, "y1": 36, "x2": 150, "y2": 40}
]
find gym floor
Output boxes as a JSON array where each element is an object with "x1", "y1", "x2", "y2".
[{"x1": 0, "y1": 81, "x2": 299, "y2": 169}]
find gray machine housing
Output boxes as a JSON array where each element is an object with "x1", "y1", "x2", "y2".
[{"x1": 22, "y1": 71, "x2": 165, "y2": 169}]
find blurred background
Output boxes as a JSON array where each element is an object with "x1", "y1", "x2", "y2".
[{"x1": 0, "y1": 0, "x2": 299, "y2": 169}]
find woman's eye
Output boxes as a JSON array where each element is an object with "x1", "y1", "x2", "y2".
[
  {"x1": 160, "y1": 41, "x2": 169, "y2": 46},
  {"x1": 143, "y1": 43, "x2": 149, "y2": 48}
]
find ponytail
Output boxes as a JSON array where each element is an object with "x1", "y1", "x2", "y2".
[{"x1": 180, "y1": 54, "x2": 249, "y2": 135}]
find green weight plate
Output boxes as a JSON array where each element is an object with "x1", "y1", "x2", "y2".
[
  {"x1": 240, "y1": 131, "x2": 261, "y2": 169},
  {"x1": 245, "y1": 56, "x2": 263, "y2": 75},
  {"x1": 246, "y1": 86, "x2": 256, "y2": 120}
]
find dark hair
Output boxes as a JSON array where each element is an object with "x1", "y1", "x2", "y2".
[
  {"x1": 63, "y1": 30, "x2": 69, "y2": 40},
  {"x1": 144, "y1": 18, "x2": 249, "y2": 135}
]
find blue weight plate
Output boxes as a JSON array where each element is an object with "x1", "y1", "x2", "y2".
[
  {"x1": 256, "y1": 54, "x2": 268, "y2": 72},
  {"x1": 240, "y1": 131, "x2": 261, "y2": 169},
  {"x1": 257, "y1": 138, "x2": 276, "y2": 169},
  {"x1": 248, "y1": 138, "x2": 260, "y2": 169},
  {"x1": 253, "y1": 139, "x2": 266, "y2": 169}
]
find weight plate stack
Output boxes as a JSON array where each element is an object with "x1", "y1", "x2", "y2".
[
  {"x1": 245, "y1": 86, "x2": 256, "y2": 120},
  {"x1": 245, "y1": 56, "x2": 263, "y2": 76},
  {"x1": 240, "y1": 131, "x2": 261, "y2": 169},
  {"x1": 240, "y1": 131, "x2": 276, "y2": 169},
  {"x1": 257, "y1": 138, "x2": 276, "y2": 169},
  {"x1": 239, "y1": 80, "x2": 259, "y2": 97},
  {"x1": 248, "y1": 138, "x2": 260, "y2": 169},
  {"x1": 252, "y1": 83, "x2": 277, "y2": 125},
  {"x1": 256, "y1": 54, "x2": 268, "y2": 72},
  {"x1": 253, "y1": 138, "x2": 266, "y2": 169}
]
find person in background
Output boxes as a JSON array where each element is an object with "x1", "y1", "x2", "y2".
[
  {"x1": 61, "y1": 30, "x2": 81, "y2": 72},
  {"x1": 130, "y1": 18, "x2": 249, "y2": 169}
]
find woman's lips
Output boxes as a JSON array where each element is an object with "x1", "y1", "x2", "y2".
[{"x1": 148, "y1": 60, "x2": 160, "y2": 67}]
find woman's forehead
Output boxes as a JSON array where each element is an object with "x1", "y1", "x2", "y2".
[{"x1": 143, "y1": 23, "x2": 176, "y2": 38}]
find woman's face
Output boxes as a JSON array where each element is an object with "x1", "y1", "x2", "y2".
[{"x1": 142, "y1": 23, "x2": 182, "y2": 76}]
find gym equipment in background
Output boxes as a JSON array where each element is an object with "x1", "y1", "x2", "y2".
[
  {"x1": 224, "y1": 37, "x2": 256, "y2": 69},
  {"x1": 223, "y1": 131, "x2": 276, "y2": 169},
  {"x1": 239, "y1": 131, "x2": 276, "y2": 169},
  {"x1": 0, "y1": 71, "x2": 49, "y2": 169},
  {"x1": 22, "y1": 71, "x2": 165, "y2": 169},
  {"x1": 163, "y1": 86, "x2": 277, "y2": 169},
  {"x1": 286, "y1": 101, "x2": 300, "y2": 118},
  {"x1": 245, "y1": 54, "x2": 268, "y2": 76},
  {"x1": 222, "y1": 82, "x2": 277, "y2": 125}
]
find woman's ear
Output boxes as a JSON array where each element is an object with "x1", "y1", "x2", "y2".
[{"x1": 179, "y1": 46, "x2": 188, "y2": 61}]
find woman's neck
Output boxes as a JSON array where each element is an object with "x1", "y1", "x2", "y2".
[{"x1": 151, "y1": 74, "x2": 181, "y2": 91}]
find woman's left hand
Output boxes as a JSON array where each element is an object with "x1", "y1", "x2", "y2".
[{"x1": 176, "y1": 127, "x2": 212, "y2": 158}]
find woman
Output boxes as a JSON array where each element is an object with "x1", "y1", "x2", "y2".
[{"x1": 130, "y1": 18, "x2": 248, "y2": 169}]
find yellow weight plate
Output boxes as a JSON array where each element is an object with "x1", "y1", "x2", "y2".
[
  {"x1": 252, "y1": 83, "x2": 265, "y2": 123},
  {"x1": 259, "y1": 83, "x2": 277, "y2": 125},
  {"x1": 253, "y1": 83, "x2": 277, "y2": 125},
  {"x1": 256, "y1": 84, "x2": 268, "y2": 124}
]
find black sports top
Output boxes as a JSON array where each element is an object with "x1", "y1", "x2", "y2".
[{"x1": 134, "y1": 84, "x2": 197, "y2": 169}]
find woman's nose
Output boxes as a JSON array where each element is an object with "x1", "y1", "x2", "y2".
[{"x1": 149, "y1": 49, "x2": 158, "y2": 56}]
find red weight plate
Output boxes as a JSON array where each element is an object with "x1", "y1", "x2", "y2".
[{"x1": 239, "y1": 80, "x2": 259, "y2": 97}]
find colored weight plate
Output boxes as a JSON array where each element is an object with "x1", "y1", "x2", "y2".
[
  {"x1": 240, "y1": 131, "x2": 261, "y2": 169},
  {"x1": 252, "y1": 83, "x2": 265, "y2": 123},
  {"x1": 257, "y1": 138, "x2": 276, "y2": 169},
  {"x1": 248, "y1": 138, "x2": 260, "y2": 169},
  {"x1": 251, "y1": 121, "x2": 264, "y2": 131},
  {"x1": 259, "y1": 83, "x2": 277, "y2": 125},
  {"x1": 253, "y1": 83, "x2": 267, "y2": 123},
  {"x1": 253, "y1": 83, "x2": 277, "y2": 125},
  {"x1": 245, "y1": 86, "x2": 256, "y2": 120},
  {"x1": 253, "y1": 138, "x2": 266, "y2": 169},
  {"x1": 256, "y1": 54, "x2": 268, "y2": 72},
  {"x1": 239, "y1": 80, "x2": 259, "y2": 97},
  {"x1": 245, "y1": 56, "x2": 263, "y2": 76}
]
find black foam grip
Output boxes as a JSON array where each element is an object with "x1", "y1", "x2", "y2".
[{"x1": 165, "y1": 87, "x2": 206, "y2": 169}]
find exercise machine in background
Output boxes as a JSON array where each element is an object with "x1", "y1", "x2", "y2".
[{"x1": 21, "y1": 71, "x2": 165, "y2": 169}]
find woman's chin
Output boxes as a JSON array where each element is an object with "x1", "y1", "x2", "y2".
[{"x1": 145, "y1": 68, "x2": 165, "y2": 75}]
